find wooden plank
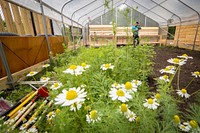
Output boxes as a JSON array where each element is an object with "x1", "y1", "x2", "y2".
[
  {"x1": 0, "y1": 14, "x2": 5, "y2": 32},
  {"x1": 0, "y1": 59, "x2": 49, "y2": 91},
  {"x1": 33, "y1": 12, "x2": 41, "y2": 35},
  {"x1": 0, "y1": 0, "x2": 17, "y2": 33},
  {"x1": 37, "y1": 14, "x2": 44, "y2": 34},
  {"x1": 46, "y1": 17, "x2": 52, "y2": 34},
  {"x1": 11, "y1": 4, "x2": 25, "y2": 35},
  {"x1": 20, "y1": 7, "x2": 34, "y2": 35}
]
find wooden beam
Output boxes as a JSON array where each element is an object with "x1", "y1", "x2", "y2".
[
  {"x1": 0, "y1": 13, "x2": 5, "y2": 32},
  {"x1": 19, "y1": 7, "x2": 34, "y2": 35},
  {"x1": 10, "y1": 4, "x2": 25, "y2": 35},
  {"x1": 0, "y1": 0, "x2": 17, "y2": 33}
]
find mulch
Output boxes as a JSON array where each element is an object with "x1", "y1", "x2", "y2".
[{"x1": 149, "y1": 46, "x2": 200, "y2": 110}]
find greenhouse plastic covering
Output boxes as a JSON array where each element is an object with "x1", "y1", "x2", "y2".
[{"x1": 7, "y1": 0, "x2": 200, "y2": 27}]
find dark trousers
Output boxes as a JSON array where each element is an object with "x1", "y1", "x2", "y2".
[{"x1": 133, "y1": 34, "x2": 139, "y2": 47}]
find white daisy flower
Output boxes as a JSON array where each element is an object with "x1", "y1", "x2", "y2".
[
  {"x1": 40, "y1": 77, "x2": 50, "y2": 82},
  {"x1": 55, "y1": 87, "x2": 87, "y2": 106},
  {"x1": 177, "y1": 89, "x2": 190, "y2": 98},
  {"x1": 159, "y1": 75, "x2": 170, "y2": 82},
  {"x1": 100, "y1": 63, "x2": 114, "y2": 70},
  {"x1": 42, "y1": 64, "x2": 50, "y2": 68},
  {"x1": 160, "y1": 67, "x2": 175, "y2": 74},
  {"x1": 81, "y1": 63, "x2": 90, "y2": 69},
  {"x1": 50, "y1": 82, "x2": 62, "y2": 90},
  {"x1": 63, "y1": 65, "x2": 84, "y2": 76},
  {"x1": 86, "y1": 110, "x2": 101, "y2": 123},
  {"x1": 111, "y1": 83, "x2": 122, "y2": 89},
  {"x1": 122, "y1": 82, "x2": 137, "y2": 93},
  {"x1": 192, "y1": 71, "x2": 200, "y2": 78},
  {"x1": 109, "y1": 88, "x2": 132, "y2": 102},
  {"x1": 131, "y1": 80, "x2": 142, "y2": 87},
  {"x1": 126, "y1": 111, "x2": 136, "y2": 122},
  {"x1": 70, "y1": 102, "x2": 83, "y2": 111},
  {"x1": 26, "y1": 71, "x2": 38, "y2": 77},
  {"x1": 167, "y1": 58, "x2": 186, "y2": 66},
  {"x1": 27, "y1": 126, "x2": 38, "y2": 133},
  {"x1": 46, "y1": 111, "x2": 56, "y2": 120},
  {"x1": 143, "y1": 98, "x2": 159, "y2": 110},
  {"x1": 177, "y1": 54, "x2": 193, "y2": 59},
  {"x1": 179, "y1": 122, "x2": 191, "y2": 132}
]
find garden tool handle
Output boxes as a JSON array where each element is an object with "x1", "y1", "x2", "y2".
[
  {"x1": 6, "y1": 91, "x2": 38, "y2": 119},
  {"x1": 0, "y1": 91, "x2": 34, "y2": 117},
  {"x1": 12, "y1": 102, "x2": 37, "y2": 129}
]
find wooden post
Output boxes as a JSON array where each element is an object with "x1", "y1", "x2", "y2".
[
  {"x1": 11, "y1": 4, "x2": 25, "y2": 35},
  {"x1": 33, "y1": 12, "x2": 41, "y2": 35},
  {"x1": 0, "y1": 14, "x2": 5, "y2": 32},
  {"x1": 20, "y1": 7, "x2": 34, "y2": 35},
  {"x1": 0, "y1": 0, "x2": 17, "y2": 33}
]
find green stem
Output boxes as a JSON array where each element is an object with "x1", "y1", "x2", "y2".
[
  {"x1": 185, "y1": 77, "x2": 195, "y2": 89},
  {"x1": 190, "y1": 89, "x2": 200, "y2": 97},
  {"x1": 177, "y1": 66, "x2": 181, "y2": 90}
]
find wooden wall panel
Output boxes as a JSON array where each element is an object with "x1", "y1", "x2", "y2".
[
  {"x1": 0, "y1": 36, "x2": 65, "y2": 78},
  {"x1": 0, "y1": 14, "x2": 5, "y2": 32},
  {"x1": 20, "y1": 7, "x2": 34, "y2": 35},
  {"x1": 46, "y1": 17, "x2": 52, "y2": 34},
  {"x1": 11, "y1": 4, "x2": 25, "y2": 35},
  {"x1": 0, "y1": 0, "x2": 17, "y2": 33},
  {"x1": 38, "y1": 14, "x2": 44, "y2": 34},
  {"x1": 33, "y1": 13, "x2": 41, "y2": 35}
]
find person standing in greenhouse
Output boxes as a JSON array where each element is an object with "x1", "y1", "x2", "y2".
[{"x1": 132, "y1": 22, "x2": 141, "y2": 47}]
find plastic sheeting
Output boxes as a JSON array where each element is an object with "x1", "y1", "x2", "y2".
[{"x1": 7, "y1": 0, "x2": 200, "y2": 27}]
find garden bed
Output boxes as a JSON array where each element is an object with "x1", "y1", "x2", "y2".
[{"x1": 0, "y1": 45, "x2": 199, "y2": 133}]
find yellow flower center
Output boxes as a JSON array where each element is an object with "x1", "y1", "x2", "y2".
[
  {"x1": 168, "y1": 66, "x2": 173, "y2": 69},
  {"x1": 90, "y1": 110, "x2": 98, "y2": 119},
  {"x1": 134, "y1": 80, "x2": 138, "y2": 84},
  {"x1": 147, "y1": 98, "x2": 153, "y2": 104},
  {"x1": 42, "y1": 77, "x2": 47, "y2": 80},
  {"x1": 56, "y1": 109, "x2": 60, "y2": 114},
  {"x1": 125, "y1": 82, "x2": 132, "y2": 90},
  {"x1": 181, "y1": 125, "x2": 186, "y2": 129},
  {"x1": 164, "y1": 68, "x2": 170, "y2": 71},
  {"x1": 182, "y1": 54, "x2": 188, "y2": 57},
  {"x1": 105, "y1": 64, "x2": 110, "y2": 68},
  {"x1": 194, "y1": 71, "x2": 200, "y2": 75},
  {"x1": 66, "y1": 90, "x2": 78, "y2": 100},
  {"x1": 114, "y1": 83, "x2": 118, "y2": 87},
  {"x1": 85, "y1": 105, "x2": 91, "y2": 111},
  {"x1": 121, "y1": 104, "x2": 128, "y2": 112},
  {"x1": 163, "y1": 75, "x2": 168, "y2": 79},
  {"x1": 54, "y1": 82, "x2": 59, "y2": 87},
  {"x1": 155, "y1": 93, "x2": 161, "y2": 99},
  {"x1": 48, "y1": 112, "x2": 53, "y2": 116},
  {"x1": 173, "y1": 58, "x2": 180, "y2": 63},
  {"x1": 136, "y1": 116, "x2": 140, "y2": 123},
  {"x1": 81, "y1": 63, "x2": 87, "y2": 67},
  {"x1": 189, "y1": 120, "x2": 198, "y2": 128},
  {"x1": 181, "y1": 89, "x2": 187, "y2": 94},
  {"x1": 173, "y1": 115, "x2": 180, "y2": 123},
  {"x1": 116, "y1": 89, "x2": 125, "y2": 96},
  {"x1": 69, "y1": 65, "x2": 77, "y2": 70},
  {"x1": 30, "y1": 71, "x2": 34, "y2": 75}
]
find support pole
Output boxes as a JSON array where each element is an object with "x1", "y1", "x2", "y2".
[
  {"x1": 39, "y1": 0, "x2": 52, "y2": 64},
  {"x1": 0, "y1": 42, "x2": 15, "y2": 89}
]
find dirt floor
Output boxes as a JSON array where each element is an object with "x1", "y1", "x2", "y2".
[{"x1": 149, "y1": 46, "x2": 200, "y2": 110}]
